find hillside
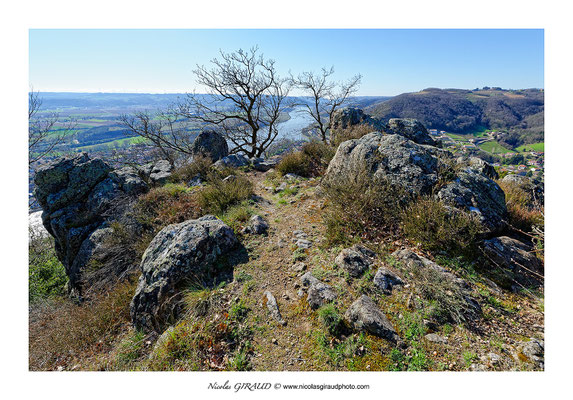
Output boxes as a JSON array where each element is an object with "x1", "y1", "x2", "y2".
[{"x1": 366, "y1": 88, "x2": 544, "y2": 145}]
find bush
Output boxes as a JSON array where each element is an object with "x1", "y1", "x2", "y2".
[
  {"x1": 275, "y1": 141, "x2": 335, "y2": 178},
  {"x1": 497, "y1": 180, "x2": 544, "y2": 232},
  {"x1": 168, "y1": 155, "x2": 215, "y2": 184},
  {"x1": 29, "y1": 236, "x2": 67, "y2": 302},
  {"x1": 318, "y1": 304, "x2": 344, "y2": 336},
  {"x1": 322, "y1": 169, "x2": 408, "y2": 245},
  {"x1": 197, "y1": 174, "x2": 254, "y2": 215},
  {"x1": 276, "y1": 151, "x2": 312, "y2": 177},
  {"x1": 402, "y1": 197, "x2": 482, "y2": 256}
]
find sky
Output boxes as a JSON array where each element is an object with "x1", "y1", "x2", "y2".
[{"x1": 29, "y1": 29, "x2": 544, "y2": 96}]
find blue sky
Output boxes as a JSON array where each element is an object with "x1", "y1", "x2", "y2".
[{"x1": 29, "y1": 29, "x2": 544, "y2": 96}]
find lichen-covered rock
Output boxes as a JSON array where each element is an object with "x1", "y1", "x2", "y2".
[
  {"x1": 243, "y1": 215, "x2": 269, "y2": 235},
  {"x1": 436, "y1": 170, "x2": 508, "y2": 234},
  {"x1": 190, "y1": 129, "x2": 229, "y2": 162},
  {"x1": 324, "y1": 133, "x2": 442, "y2": 196},
  {"x1": 483, "y1": 236, "x2": 543, "y2": 287},
  {"x1": 373, "y1": 267, "x2": 404, "y2": 294},
  {"x1": 213, "y1": 154, "x2": 251, "y2": 169},
  {"x1": 518, "y1": 338, "x2": 544, "y2": 368},
  {"x1": 344, "y1": 295, "x2": 399, "y2": 343},
  {"x1": 334, "y1": 244, "x2": 376, "y2": 278},
  {"x1": 34, "y1": 153, "x2": 147, "y2": 296},
  {"x1": 501, "y1": 174, "x2": 544, "y2": 207},
  {"x1": 130, "y1": 215, "x2": 237, "y2": 332},
  {"x1": 387, "y1": 118, "x2": 437, "y2": 146},
  {"x1": 457, "y1": 156, "x2": 499, "y2": 180},
  {"x1": 148, "y1": 160, "x2": 173, "y2": 185},
  {"x1": 251, "y1": 157, "x2": 279, "y2": 172},
  {"x1": 263, "y1": 290, "x2": 286, "y2": 326},
  {"x1": 330, "y1": 107, "x2": 385, "y2": 131},
  {"x1": 299, "y1": 272, "x2": 336, "y2": 309}
]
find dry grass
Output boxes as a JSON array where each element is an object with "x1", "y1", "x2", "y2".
[
  {"x1": 168, "y1": 155, "x2": 214, "y2": 184},
  {"x1": 276, "y1": 141, "x2": 335, "y2": 178},
  {"x1": 497, "y1": 180, "x2": 544, "y2": 232},
  {"x1": 29, "y1": 278, "x2": 137, "y2": 370},
  {"x1": 331, "y1": 124, "x2": 378, "y2": 148}
]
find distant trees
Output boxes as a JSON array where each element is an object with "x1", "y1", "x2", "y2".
[
  {"x1": 29, "y1": 90, "x2": 76, "y2": 165},
  {"x1": 176, "y1": 47, "x2": 291, "y2": 157},
  {"x1": 291, "y1": 67, "x2": 362, "y2": 144}
]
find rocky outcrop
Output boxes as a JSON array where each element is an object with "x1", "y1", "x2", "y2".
[
  {"x1": 131, "y1": 215, "x2": 238, "y2": 332},
  {"x1": 34, "y1": 153, "x2": 148, "y2": 296},
  {"x1": 456, "y1": 156, "x2": 499, "y2": 180},
  {"x1": 190, "y1": 129, "x2": 229, "y2": 162},
  {"x1": 501, "y1": 174, "x2": 544, "y2": 207},
  {"x1": 373, "y1": 267, "x2": 404, "y2": 294},
  {"x1": 344, "y1": 295, "x2": 399, "y2": 343},
  {"x1": 334, "y1": 244, "x2": 376, "y2": 278},
  {"x1": 437, "y1": 169, "x2": 508, "y2": 234},
  {"x1": 330, "y1": 107, "x2": 385, "y2": 131},
  {"x1": 387, "y1": 118, "x2": 437, "y2": 146},
  {"x1": 483, "y1": 236, "x2": 543, "y2": 287},
  {"x1": 251, "y1": 157, "x2": 280, "y2": 172},
  {"x1": 518, "y1": 338, "x2": 544, "y2": 368}
]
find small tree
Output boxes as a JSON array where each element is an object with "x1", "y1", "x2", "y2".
[
  {"x1": 29, "y1": 90, "x2": 76, "y2": 165},
  {"x1": 177, "y1": 47, "x2": 291, "y2": 157},
  {"x1": 292, "y1": 67, "x2": 361, "y2": 144}
]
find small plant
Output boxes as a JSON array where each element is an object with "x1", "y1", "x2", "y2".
[
  {"x1": 229, "y1": 300, "x2": 250, "y2": 322},
  {"x1": 462, "y1": 350, "x2": 478, "y2": 367},
  {"x1": 234, "y1": 270, "x2": 253, "y2": 283},
  {"x1": 29, "y1": 236, "x2": 68, "y2": 302},
  {"x1": 318, "y1": 305, "x2": 344, "y2": 336},
  {"x1": 197, "y1": 174, "x2": 254, "y2": 215},
  {"x1": 116, "y1": 330, "x2": 146, "y2": 367}
]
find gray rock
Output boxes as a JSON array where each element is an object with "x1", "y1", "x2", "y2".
[
  {"x1": 148, "y1": 160, "x2": 173, "y2": 185},
  {"x1": 251, "y1": 157, "x2": 279, "y2": 172},
  {"x1": 373, "y1": 267, "x2": 404, "y2": 294},
  {"x1": 519, "y1": 338, "x2": 544, "y2": 367},
  {"x1": 130, "y1": 215, "x2": 237, "y2": 332},
  {"x1": 283, "y1": 173, "x2": 302, "y2": 181},
  {"x1": 300, "y1": 271, "x2": 320, "y2": 287},
  {"x1": 275, "y1": 182, "x2": 287, "y2": 192},
  {"x1": 213, "y1": 154, "x2": 250, "y2": 169},
  {"x1": 387, "y1": 118, "x2": 437, "y2": 146},
  {"x1": 334, "y1": 244, "x2": 376, "y2": 278},
  {"x1": 436, "y1": 169, "x2": 508, "y2": 234},
  {"x1": 244, "y1": 215, "x2": 269, "y2": 235},
  {"x1": 296, "y1": 239, "x2": 313, "y2": 249},
  {"x1": 299, "y1": 272, "x2": 336, "y2": 309},
  {"x1": 483, "y1": 236, "x2": 543, "y2": 286},
  {"x1": 291, "y1": 262, "x2": 307, "y2": 273},
  {"x1": 457, "y1": 156, "x2": 499, "y2": 180},
  {"x1": 344, "y1": 295, "x2": 399, "y2": 343},
  {"x1": 190, "y1": 129, "x2": 229, "y2": 162},
  {"x1": 292, "y1": 230, "x2": 307, "y2": 239},
  {"x1": 330, "y1": 107, "x2": 386, "y2": 132},
  {"x1": 263, "y1": 290, "x2": 286, "y2": 325},
  {"x1": 425, "y1": 333, "x2": 448, "y2": 344},
  {"x1": 34, "y1": 153, "x2": 144, "y2": 296},
  {"x1": 29, "y1": 210, "x2": 49, "y2": 239}
]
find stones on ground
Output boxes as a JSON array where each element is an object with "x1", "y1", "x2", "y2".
[
  {"x1": 291, "y1": 262, "x2": 306, "y2": 274},
  {"x1": 334, "y1": 244, "x2": 376, "y2": 278},
  {"x1": 189, "y1": 129, "x2": 229, "y2": 162},
  {"x1": 243, "y1": 215, "x2": 269, "y2": 235},
  {"x1": 373, "y1": 267, "x2": 404, "y2": 294},
  {"x1": 251, "y1": 157, "x2": 279, "y2": 172},
  {"x1": 148, "y1": 160, "x2": 173, "y2": 185},
  {"x1": 263, "y1": 290, "x2": 287, "y2": 326},
  {"x1": 283, "y1": 173, "x2": 301, "y2": 181},
  {"x1": 292, "y1": 230, "x2": 308, "y2": 239},
  {"x1": 483, "y1": 236, "x2": 543, "y2": 287},
  {"x1": 275, "y1": 182, "x2": 287, "y2": 192},
  {"x1": 424, "y1": 333, "x2": 448, "y2": 344},
  {"x1": 299, "y1": 272, "x2": 336, "y2": 309},
  {"x1": 34, "y1": 153, "x2": 148, "y2": 296},
  {"x1": 296, "y1": 239, "x2": 312, "y2": 249},
  {"x1": 130, "y1": 215, "x2": 238, "y2": 332},
  {"x1": 518, "y1": 338, "x2": 544, "y2": 368},
  {"x1": 344, "y1": 295, "x2": 400, "y2": 343}
]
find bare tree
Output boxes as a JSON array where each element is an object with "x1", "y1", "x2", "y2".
[
  {"x1": 118, "y1": 110, "x2": 195, "y2": 167},
  {"x1": 29, "y1": 90, "x2": 76, "y2": 165},
  {"x1": 292, "y1": 67, "x2": 361, "y2": 144},
  {"x1": 177, "y1": 47, "x2": 291, "y2": 157}
]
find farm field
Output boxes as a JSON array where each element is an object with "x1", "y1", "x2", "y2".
[
  {"x1": 478, "y1": 141, "x2": 513, "y2": 154},
  {"x1": 516, "y1": 142, "x2": 544, "y2": 152}
]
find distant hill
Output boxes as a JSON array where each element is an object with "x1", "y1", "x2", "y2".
[{"x1": 366, "y1": 88, "x2": 544, "y2": 145}]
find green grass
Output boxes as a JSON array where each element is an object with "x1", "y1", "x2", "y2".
[
  {"x1": 478, "y1": 141, "x2": 513, "y2": 154},
  {"x1": 516, "y1": 142, "x2": 544, "y2": 152}
]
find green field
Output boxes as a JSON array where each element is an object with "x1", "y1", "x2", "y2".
[
  {"x1": 76, "y1": 136, "x2": 146, "y2": 151},
  {"x1": 446, "y1": 133, "x2": 471, "y2": 142},
  {"x1": 516, "y1": 142, "x2": 544, "y2": 152},
  {"x1": 478, "y1": 141, "x2": 513, "y2": 154}
]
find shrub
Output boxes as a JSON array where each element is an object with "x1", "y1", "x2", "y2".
[
  {"x1": 497, "y1": 180, "x2": 544, "y2": 232},
  {"x1": 29, "y1": 279, "x2": 136, "y2": 370},
  {"x1": 276, "y1": 151, "x2": 312, "y2": 177},
  {"x1": 29, "y1": 236, "x2": 67, "y2": 302},
  {"x1": 168, "y1": 155, "x2": 215, "y2": 184},
  {"x1": 322, "y1": 169, "x2": 408, "y2": 245},
  {"x1": 402, "y1": 197, "x2": 482, "y2": 256},
  {"x1": 219, "y1": 202, "x2": 253, "y2": 232},
  {"x1": 318, "y1": 304, "x2": 344, "y2": 336},
  {"x1": 197, "y1": 174, "x2": 254, "y2": 215}
]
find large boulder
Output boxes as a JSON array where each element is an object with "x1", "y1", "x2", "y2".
[
  {"x1": 344, "y1": 295, "x2": 400, "y2": 343},
  {"x1": 190, "y1": 129, "x2": 229, "y2": 162},
  {"x1": 387, "y1": 118, "x2": 437, "y2": 146},
  {"x1": 324, "y1": 133, "x2": 442, "y2": 195},
  {"x1": 373, "y1": 267, "x2": 404, "y2": 294},
  {"x1": 213, "y1": 154, "x2": 251, "y2": 169},
  {"x1": 436, "y1": 169, "x2": 508, "y2": 234},
  {"x1": 34, "y1": 153, "x2": 148, "y2": 296},
  {"x1": 457, "y1": 156, "x2": 499, "y2": 180},
  {"x1": 130, "y1": 215, "x2": 238, "y2": 332}
]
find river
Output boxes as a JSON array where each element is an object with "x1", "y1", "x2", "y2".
[{"x1": 275, "y1": 106, "x2": 315, "y2": 142}]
